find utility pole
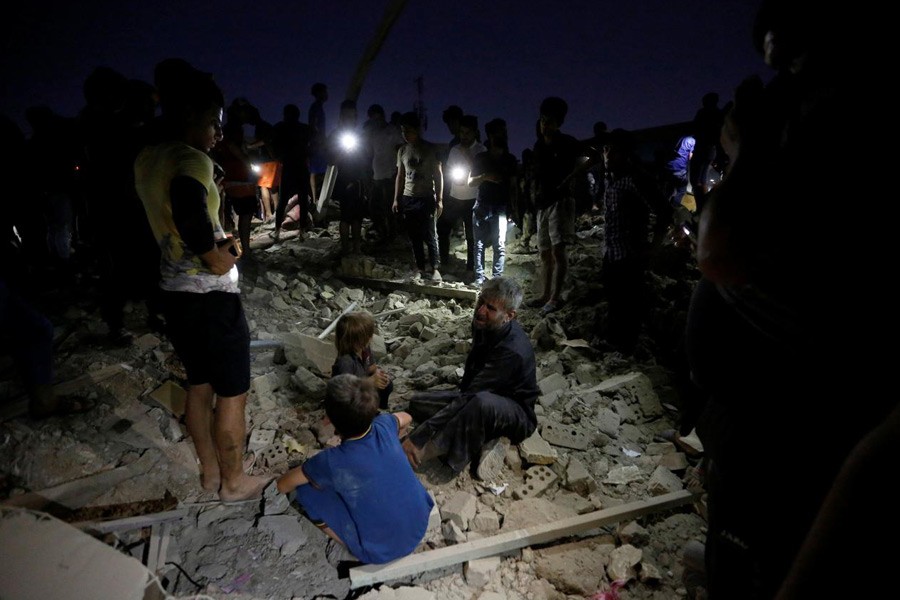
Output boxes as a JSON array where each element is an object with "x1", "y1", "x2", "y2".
[{"x1": 413, "y1": 75, "x2": 427, "y2": 132}]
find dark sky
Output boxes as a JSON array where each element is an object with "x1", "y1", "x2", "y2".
[{"x1": 1, "y1": 0, "x2": 767, "y2": 157}]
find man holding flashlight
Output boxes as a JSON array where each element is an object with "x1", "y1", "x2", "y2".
[{"x1": 438, "y1": 115, "x2": 485, "y2": 275}]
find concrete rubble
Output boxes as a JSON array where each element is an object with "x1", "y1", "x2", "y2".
[{"x1": 0, "y1": 210, "x2": 707, "y2": 599}]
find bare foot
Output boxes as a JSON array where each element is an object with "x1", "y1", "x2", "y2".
[
  {"x1": 200, "y1": 469, "x2": 221, "y2": 493},
  {"x1": 402, "y1": 438, "x2": 423, "y2": 469},
  {"x1": 219, "y1": 474, "x2": 272, "y2": 502}
]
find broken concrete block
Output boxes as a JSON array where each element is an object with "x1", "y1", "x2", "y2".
[
  {"x1": 248, "y1": 428, "x2": 277, "y2": 453},
  {"x1": 618, "y1": 521, "x2": 650, "y2": 546},
  {"x1": 441, "y1": 490, "x2": 477, "y2": 530},
  {"x1": 647, "y1": 465, "x2": 683, "y2": 495},
  {"x1": 657, "y1": 452, "x2": 689, "y2": 471},
  {"x1": 441, "y1": 520, "x2": 467, "y2": 544},
  {"x1": 257, "y1": 514, "x2": 307, "y2": 557},
  {"x1": 537, "y1": 372, "x2": 568, "y2": 396},
  {"x1": 512, "y1": 465, "x2": 558, "y2": 500},
  {"x1": 607, "y1": 544, "x2": 642, "y2": 582},
  {"x1": 465, "y1": 555, "x2": 501, "y2": 588},
  {"x1": 258, "y1": 443, "x2": 289, "y2": 469},
  {"x1": 596, "y1": 408, "x2": 621, "y2": 438},
  {"x1": 564, "y1": 457, "x2": 597, "y2": 496},
  {"x1": 604, "y1": 465, "x2": 643, "y2": 485},
  {"x1": 518, "y1": 431, "x2": 558, "y2": 465},
  {"x1": 471, "y1": 510, "x2": 501, "y2": 534},
  {"x1": 540, "y1": 421, "x2": 590, "y2": 450}
]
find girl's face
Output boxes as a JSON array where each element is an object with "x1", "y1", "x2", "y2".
[{"x1": 185, "y1": 105, "x2": 224, "y2": 152}]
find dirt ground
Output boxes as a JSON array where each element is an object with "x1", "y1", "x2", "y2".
[{"x1": 0, "y1": 203, "x2": 708, "y2": 600}]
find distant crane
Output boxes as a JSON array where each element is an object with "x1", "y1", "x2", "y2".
[{"x1": 344, "y1": 0, "x2": 410, "y2": 104}]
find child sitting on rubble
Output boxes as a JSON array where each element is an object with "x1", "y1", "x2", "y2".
[
  {"x1": 331, "y1": 311, "x2": 393, "y2": 409},
  {"x1": 275, "y1": 374, "x2": 434, "y2": 565}
]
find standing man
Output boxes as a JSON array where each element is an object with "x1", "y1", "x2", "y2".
[
  {"x1": 527, "y1": 97, "x2": 581, "y2": 316},
  {"x1": 270, "y1": 103, "x2": 314, "y2": 241},
  {"x1": 308, "y1": 82, "x2": 329, "y2": 217},
  {"x1": 365, "y1": 104, "x2": 404, "y2": 242},
  {"x1": 600, "y1": 129, "x2": 667, "y2": 353},
  {"x1": 134, "y1": 61, "x2": 269, "y2": 501},
  {"x1": 392, "y1": 112, "x2": 443, "y2": 282},
  {"x1": 468, "y1": 118, "x2": 518, "y2": 286},
  {"x1": 328, "y1": 100, "x2": 368, "y2": 255},
  {"x1": 402, "y1": 277, "x2": 539, "y2": 480},
  {"x1": 439, "y1": 114, "x2": 485, "y2": 274}
]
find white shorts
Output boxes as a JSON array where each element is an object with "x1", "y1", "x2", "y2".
[{"x1": 536, "y1": 196, "x2": 575, "y2": 250}]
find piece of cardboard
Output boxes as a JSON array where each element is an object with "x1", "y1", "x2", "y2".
[
  {"x1": 0, "y1": 507, "x2": 165, "y2": 600},
  {"x1": 149, "y1": 381, "x2": 186, "y2": 418}
]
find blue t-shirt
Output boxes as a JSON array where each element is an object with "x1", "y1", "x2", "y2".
[{"x1": 301, "y1": 413, "x2": 434, "y2": 563}]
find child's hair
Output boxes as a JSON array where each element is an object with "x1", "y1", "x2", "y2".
[
  {"x1": 325, "y1": 374, "x2": 379, "y2": 438},
  {"x1": 335, "y1": 312, "x2": 376, "y2": 356}
]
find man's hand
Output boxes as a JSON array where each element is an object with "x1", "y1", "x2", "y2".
[
  {"x1": 402, "y1": 438, "x2": 423, "y2": 470},
  {"x1": 201, "y1": 241, "x2": 238, "y2": 275},
  {"x1": 435, "y1": 198, "x2": 443, "y2": 219},
  {"x1": 392, "y1": 199, "x2": 399, "y2": 213}
]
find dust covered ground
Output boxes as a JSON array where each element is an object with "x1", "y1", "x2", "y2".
[{"x1": 0, "y1": 204, "x2": 708, "y2": 600}]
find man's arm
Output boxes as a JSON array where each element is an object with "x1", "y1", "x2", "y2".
[
  {"x1": 434, "y1": 161, "x2": 444, "y2": 219},
  {"x1": 171, "y1": 176, "x2": 236, "y2": 275},
  {"x1": 462, "y1": 344, "x2": 524, "y2": 394},
  {"x1": 393, "y1": 163, "x2": 405, "y2": 213}
]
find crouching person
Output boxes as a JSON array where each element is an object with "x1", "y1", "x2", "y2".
[{"x1": 276, "y1": 374, "x2": 434, "y2": 565}]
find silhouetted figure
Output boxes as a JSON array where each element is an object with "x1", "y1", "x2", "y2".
[
  {"x1": 685, "y1": 1, "x2": 891, "y2": 597},
  {"x1": 365, "y1": 104, "x2": 403, "y2": 242},
  {"x1": 270, "y1": 103, "x2": 314, "y2": 239},
  {"x1": 439, "y1": 114, "x2": 484, "y2": 273},
  {"x1": 328, "y1": 99, "x2": 368, "y2": 255}
]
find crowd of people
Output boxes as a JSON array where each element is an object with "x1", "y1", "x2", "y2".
[{"x1": 1, "y1": 0, "x2": 889, "y2": 596}]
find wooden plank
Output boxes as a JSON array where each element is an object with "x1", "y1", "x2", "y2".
[
  {"x1": 62, "y1": 491, "x2": 178, "y2": 525},
  {"x1": 340, "y1": 276, "x2": 478, "y2": 303},
  {"x1": 349, "y1": 489, "x2": 695, "y2": 589},
  {"x1": 77, "y1": 508, "x2": 189, "y2": 534},
  {"x1": 0, "y1": 364, "x2": 129, "y2": 422},
  {"x1": 1, "y1": 451, "x2": 159, "y2": 512},
  {"x1": 145, "y1": 521, "x2": 172, "y2": 574}
]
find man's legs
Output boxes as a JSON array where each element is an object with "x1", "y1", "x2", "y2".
[
  {"x1": 549, "y1": 242, "x2": 568, "y2": 304},
  {"x1": 462, "y1": 199, "x2": 476, "y2": 270},
  {"x1": 407, "y1": 391, "x2": 533, "y2": 473},
  {"x1": 185, "y1": 383, "x2": 220, "y2": 492},
  {"x1": 493, "y1": 213, "x2": 507, "y2": 277},
  {"x1": 216, "y1": 392, "x2": 270, "y2": 500},
  {"x1": 404, "y1": 206, "x2": 427, "y2": 270},
  {"x1": 185, "y1": 385, "x2": 268, "y2": 500}
]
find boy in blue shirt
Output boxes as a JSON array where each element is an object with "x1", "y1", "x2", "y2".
[{"x1": 276, "y1": 374, "x2": 433, "y2": 564}]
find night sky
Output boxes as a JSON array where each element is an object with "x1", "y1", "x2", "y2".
[{"x1": 2, "y1": 0, "x2": 767, "y2": 157}]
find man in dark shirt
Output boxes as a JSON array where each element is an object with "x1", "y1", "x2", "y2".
[
  {"x1": 270, "y1": 103, "x2": 314, "y2": 239},
  {"x1": 528, "y1": 97, "x2": 581, "y2": 316},
  {"x1": 402, "y1": 277, "x2": 539, "y2": 479}
]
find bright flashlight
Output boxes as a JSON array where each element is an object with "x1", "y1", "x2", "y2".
[
  {"x1": 340, "y1": 132, "x2": 359, "y2": 151},
  {"x1": 451, "y1": 166, "x2": 466, "y2": 183},
  {"x1": 251, "y1": 164, "x2": 261, "y2": 173}
]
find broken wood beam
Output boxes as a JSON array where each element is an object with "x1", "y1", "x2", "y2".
[
  {"x1": 64, "y1": 491, "x2": 179, "y2": 527},
  {"x1": 348, "y1": 489, "x2": 695, "y2": 589},
  {"x1": 340, "y1": 276, "x2": 477, "y2": 303},
  {"x1": 76, "y1": 507, "x2": 188, "y2": 535}
]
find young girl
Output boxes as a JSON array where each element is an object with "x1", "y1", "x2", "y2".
[{"x1": 331, "y1": 311, "x2": 392, "y2": 409}]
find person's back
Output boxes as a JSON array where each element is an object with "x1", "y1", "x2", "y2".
[{"x1": 278, "y1": 374, "x2": 433, "y2": 564}]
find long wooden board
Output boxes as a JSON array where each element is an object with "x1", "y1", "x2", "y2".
[
  {"x1": 349, "y1": 489, "x2": 695, "y2": 589},
  {"x1": 340, "y1": 276, "x2": 477, "y2": 303}
]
